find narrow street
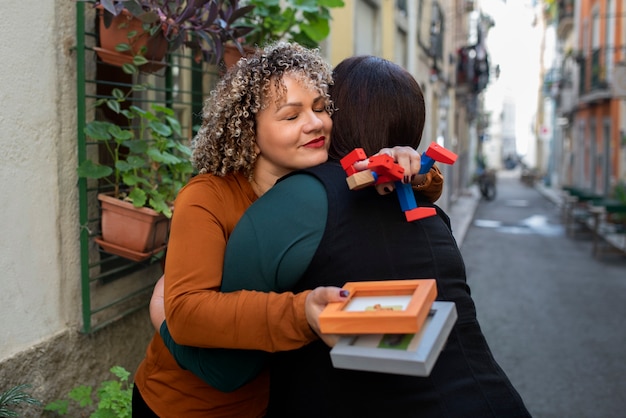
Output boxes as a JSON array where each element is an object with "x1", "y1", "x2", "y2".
[{"x1": 460, "y1": 171, "x2": 626, "y2": 418}]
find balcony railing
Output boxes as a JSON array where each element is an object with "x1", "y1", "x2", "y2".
[
  {"x1": 558, "y1": 0, "x2": 574, "y2": 20},
  {"x1": 590, "y1": 49, "x2": 608, "y2": 89},
  {"x1": 577, "y1": 47, "x2": 610, "y2": 97}
]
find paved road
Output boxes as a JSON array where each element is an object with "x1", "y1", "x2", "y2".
[{"x1": 459, "y1": 171, "x2": 626, "y2": 418}]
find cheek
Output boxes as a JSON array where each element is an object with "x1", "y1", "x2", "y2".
[
  {"x1": 254, "y1": 120, "x2": 275, "y2": 155},
  {"x1": 322, "y1": 114, "x2": 333, "y2": 134}
]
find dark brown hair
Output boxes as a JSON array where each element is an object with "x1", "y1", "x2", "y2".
[{"x1": 328, "y1": 55, "x2": 426, "y2": 160}]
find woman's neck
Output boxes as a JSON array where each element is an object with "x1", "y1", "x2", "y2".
[
  {"x1": 250, "y1": 177, "x2": 272, "y2": 197},
  {"x1": 251, "y1": 162, "x2": 288, "y2": 197}
]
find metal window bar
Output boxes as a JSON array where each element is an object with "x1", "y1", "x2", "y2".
[{"x1": 76, "y1": 1, "x2": 217, "y2": 333}]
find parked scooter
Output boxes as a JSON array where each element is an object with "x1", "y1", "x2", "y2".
[{"x1": 477, "y1": 169, "x2": 497, "y2": 201}]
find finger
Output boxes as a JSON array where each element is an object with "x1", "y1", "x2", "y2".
[
  {"x1": 310, "y1": 286, "x2": 350, "y2": 304},
  {"x1": 318, "y1": 333, "x2": 341, "y2": 347},
  {"x1": 305, "y1": 287, "x2": 350, "y2": 339},
  {"x1": 395, "y1": 152, "x2": 421, "y2": 182},
  {"x1": 370, "y1": 148, "x2": 393, "y2": 157},
  {"x1": 374, "y1": 182, "x2": 395, "y2": 195},
  {"x1": 352, "y1": 160, "x2": 370, "y2": 172}
]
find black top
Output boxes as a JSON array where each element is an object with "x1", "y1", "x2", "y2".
[{"x1": 267, "y1": 162, "x2": 531, "y2": 418}]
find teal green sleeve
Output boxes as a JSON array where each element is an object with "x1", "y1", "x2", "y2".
[
  {"x1": 160, "y1": 173, "x2": 327, "y2": 391},
  {"x1": 159, "y1": 321, "x2": 267, "y2": 392},
  {"x1": 222, "y1": 173, "x2": 328, "y2": 292}
]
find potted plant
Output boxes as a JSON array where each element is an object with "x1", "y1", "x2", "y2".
[
  {"x1": 241, "y1": 0, "x2": 344, "y2": 49},
  {"x1": 221, "y1": 0, "x2": 345, "y2": 69},
  {"x1": 78, "y1": 82, "x2": 194, "y2": 261},
  {"x1": 90, "y1": 0, "x2": 255, "y2": 72}
]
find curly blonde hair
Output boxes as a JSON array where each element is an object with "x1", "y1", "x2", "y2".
[{"x1": 192, "y1": 42, "x2": 334, "y2": 179}]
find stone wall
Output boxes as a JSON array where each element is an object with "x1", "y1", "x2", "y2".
[{"x1": 0, "y1": 308, "x2": 153, "y2": 417}]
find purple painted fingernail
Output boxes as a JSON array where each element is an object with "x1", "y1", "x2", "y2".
[{"x1": 339, "y1": 290, "x2": 350, "y2": 297}]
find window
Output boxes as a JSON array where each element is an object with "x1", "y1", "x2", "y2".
[{"x1": 76, "y1": 2, "x2": 218, "y2": 333}]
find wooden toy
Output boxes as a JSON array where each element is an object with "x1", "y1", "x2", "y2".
[{"x1": 339, "y1": 143, "x2": 458, "y2": 221}]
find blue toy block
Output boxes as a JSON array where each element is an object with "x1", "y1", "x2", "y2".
[
  {"x1": 419, "y1": 154, "x2": 436, "y2": 174},
  {"x1": 396, "y1": 182, "x2": 417, "y2": 212}
]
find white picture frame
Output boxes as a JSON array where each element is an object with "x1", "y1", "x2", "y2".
[{"x1": 330, "y1": 301, "x2": 457, "y2": 376}]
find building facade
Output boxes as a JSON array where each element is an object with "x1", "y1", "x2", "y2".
[{"x1": 550, "y1": 0, "x2": 625, "y2": 194}]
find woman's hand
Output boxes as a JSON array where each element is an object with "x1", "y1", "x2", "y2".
[
  {"x1": 304, "y1": 286, "x2": 350, "y2": 347},
  {"x1": 149, "y1": 275, "x2": 166, "y2": 333},
  {"x1": 352, "y1": 146, "x2": 428, "y2": 195}
]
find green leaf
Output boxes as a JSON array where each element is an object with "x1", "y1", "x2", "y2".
[
  {"x1": 120, "y1": 108, "x2": 135, "y2": 119},
  {"x1": 106, "y1": 99, "x2": 122, "y2": 114},
  {"x1": 149, "y1": 196, "x2": 172, "y2": 218},
  {"x1": 147, "y1": 148, "x2": 180, "y2": 165},
  {"x1": 121, "y1": 63, "x2": 138, "y2": 74},
  {"x1": 109, "y1": 366, "x2": 130, "y2": 382},
  {"x1": 150, "y1": 104, "x2": 175, "y2": 116},
  {"x1": 129, "y1": 105, "x2": 148, "y2": 118},
  {"x1": 123, "y1": 140, "x2": 148, "y2": 154},
  {"x1": 0, "y1": 384, "x2": 41, "y2": 415},
  {"x1": 300, "y1": 17, "x2": 330, "y2": 42},
  {"x1": 78, "y1": 160, "x2": 113, "y2": 179},
  {"x1": 165, "y1": 115, "x2": 182, "y2": 136},
  {"x1": 84, "y1": 121, "x2": 114, "y2": 140},
  {"x1": 68, "y1": 386, "x2": 93, "y2": 408},
  {"x1": 107, "y1": 125, "x2": 134, "y2": 142},
  {"x1": 133, "y1": 55, "x2": 149, "y2": 66},
  {"x1": 116, "y1": 155, "x2": 145, "y2": 173},
  {"x1": 291, "y1": 0, "x2": 318, "y2": 13},
  {"x1": 111, "y1": 88, "x2": 125, "y2": 100},
  {"x1": 149, "y1": 120, "x2": 173, "y2": 138},
  {"x1": 171, "y1": 141, "x2": 192, "y2": 157},
  {"x1": 131, "y1": 83, "x2": 149, "y2": 92},
  {"x1": 128, "y1": 188, "x2": 147, "y2": 208},
  {"x1": 114, "y1": 43, "x2": 131, "y2": 52},
  {"x1": 319, "y1": 0, "x2": 344, "y2": 7},
  {"x1": 43, "y1": 399, "x2": 69, "y2": 414}
]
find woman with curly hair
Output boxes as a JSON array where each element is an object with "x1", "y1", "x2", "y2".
[{"x1": 132, "y1": 42, "x2": 443, "y2": 418}]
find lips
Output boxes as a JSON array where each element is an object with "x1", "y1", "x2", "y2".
[{"x1": 304, "y1": 137, "x2": 326, "y2": 148}]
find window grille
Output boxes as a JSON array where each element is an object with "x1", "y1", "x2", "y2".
[{"x1": 75, "y1": 1, "x2": 218, "y2": 333}]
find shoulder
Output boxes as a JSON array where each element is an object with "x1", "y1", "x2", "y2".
[
  {"x1": 175, "y1": 172, "x2": 255, "y2": 210},
  {"x1": 244, "y1": 171, "x2": 328, "y2": 218}
]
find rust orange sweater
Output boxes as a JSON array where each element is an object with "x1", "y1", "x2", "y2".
[{"x1": 133, "y1": 172, "x2": 316, "y2": 418}]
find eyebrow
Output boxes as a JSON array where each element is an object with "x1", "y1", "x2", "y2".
[{"x1": 276, "y1": 95, "x2": 325, "y2": 112}]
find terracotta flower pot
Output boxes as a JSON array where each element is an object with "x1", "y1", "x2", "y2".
[
  {"x1": 95, "y1": 6, "x2": 168, "y2": 72},
  {"x1": 221, "y1": 44, "x2": 257, "y2": 74},
  {"x1": 95, "y1": 193, "x2": 169, "y2": 262}
]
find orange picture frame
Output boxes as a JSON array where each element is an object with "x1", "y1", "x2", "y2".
[{"x1": 319, "y1": 279, "x2": 437, "y2": 334}]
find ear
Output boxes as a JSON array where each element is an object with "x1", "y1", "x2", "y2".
[{"x1": 254, "y1": 141, "x2": 261, "y2": 155}]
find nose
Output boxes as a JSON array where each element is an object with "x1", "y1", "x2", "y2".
[{"x1": 304, "y1": 110, "x2": 324, "y2": 132}]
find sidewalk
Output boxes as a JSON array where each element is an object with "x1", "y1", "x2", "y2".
[
  {"x1": 448, "y1": 185, "x2": 481, "y2": 247},
  {"x1": 533, "y1": 181, "x2": 563, "y2": 206}
]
